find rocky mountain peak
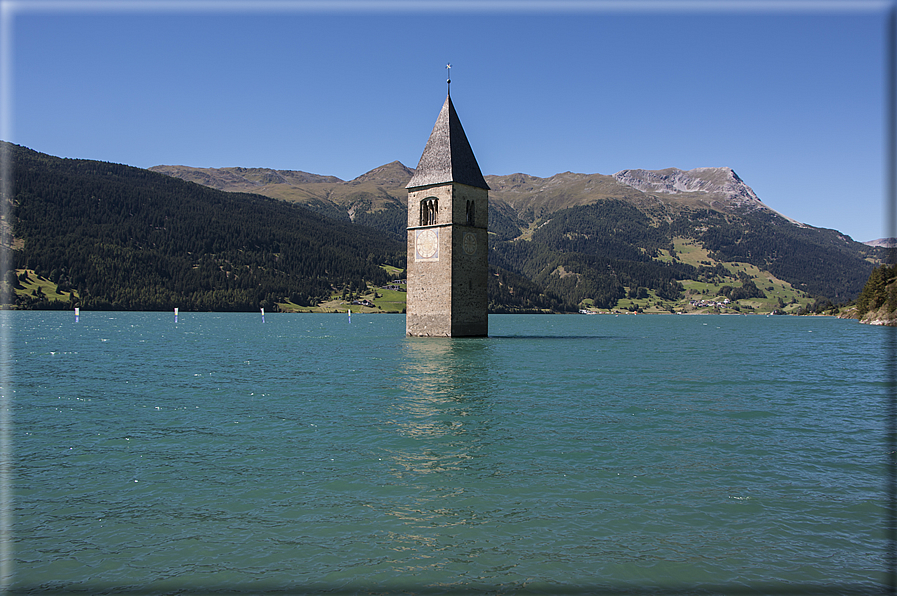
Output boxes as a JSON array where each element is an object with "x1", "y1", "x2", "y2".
[
  {"x1": 612, "y1": 166, "x2": 764, "y2": 211},
  {"x1": 864, "y1": 238, "x2": 897, "y2": 248}
]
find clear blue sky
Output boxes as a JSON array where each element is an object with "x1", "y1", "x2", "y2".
[{"x1": 3, "y1": 1, "x2": 893, "y2": 242}]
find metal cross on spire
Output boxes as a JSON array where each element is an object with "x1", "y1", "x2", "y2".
[{"x1": 446, "y1": 63, "x2": 451, "y2": 96}]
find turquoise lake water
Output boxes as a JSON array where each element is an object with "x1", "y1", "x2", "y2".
[{"x1": 7, "y1": 311, "x2": 894, "y2": 594}]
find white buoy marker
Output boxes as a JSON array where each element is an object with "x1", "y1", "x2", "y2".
[{"x1": 75, "y1": 307, "x2": 79, "y2": 323}]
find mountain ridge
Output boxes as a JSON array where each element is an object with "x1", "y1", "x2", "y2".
[
  {"x1": 150, "y1": 161, "x2": 813, "y2": 236},
  {"x1": 149, "y1": 157, "x2": 880, "y2": 306}
]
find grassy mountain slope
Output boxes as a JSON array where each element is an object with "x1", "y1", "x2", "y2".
[{"x1": 150, "y1": 162, "x2": 412, "y2": 235}]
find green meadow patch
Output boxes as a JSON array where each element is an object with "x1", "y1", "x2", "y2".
[
  {"x1": 372, "y1": 286, "x2": 406, "y2": 313},
  {"x1": 380, "y1": 264, "x2": 405, "y2": 277},
  {"x1": 14, "y1": 269, "x2": 77, "y2": 304}
]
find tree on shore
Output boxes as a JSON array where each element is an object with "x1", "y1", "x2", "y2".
[{"x1": 856, "y1": 263, "x2": 897, "y2": 318}]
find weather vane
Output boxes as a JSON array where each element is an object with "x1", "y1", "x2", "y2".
[{"x1": 446, "y1": 63, "x2": 451, "y2": 95}]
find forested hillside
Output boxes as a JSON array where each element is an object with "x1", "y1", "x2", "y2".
[
  {"x1": 155, "y1": 159, "x2": 881, "y2": 309},
  {"x1": 6, "y1": 143, "x2": 405, "y2": 311},
  {"x1": 7, "y1": 143, "x2": 884, "y2": 314},
  {"x1": 491, "y1": 199, "x2": 878, "y2": 310},
  {"x1": 491, "y1": 201, "x2": 693, "y2": 309}
]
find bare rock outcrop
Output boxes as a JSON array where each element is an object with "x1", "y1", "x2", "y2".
[
  {"x1": 613, "y1": 167, "x2": 763, "y2": 209},
  {"x1": 860, "y1": 304, "x2": 897, "y2": 326}
]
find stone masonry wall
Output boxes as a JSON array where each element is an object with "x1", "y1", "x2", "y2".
[{"x1": 406, "y1": 183, "x2": 488, "y2": 337}]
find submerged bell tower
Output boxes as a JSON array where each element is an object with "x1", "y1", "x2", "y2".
[{"x1": 405, "y1": 72, "x2": 489, "y2": 337}]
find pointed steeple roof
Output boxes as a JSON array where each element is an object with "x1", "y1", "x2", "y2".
[{"x1": 406, "y1": 95, "x2": 489, "y2": 191}]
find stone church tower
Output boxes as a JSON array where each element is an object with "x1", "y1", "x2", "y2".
[{"x1": 405, "y1": 90, "x2": 489, "y2": 337}]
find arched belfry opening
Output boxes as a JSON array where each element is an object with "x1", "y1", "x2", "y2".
[
  {"x1": 420, "y1": 197, "x2": 438, "y2": 226},
  {"x1": 405, "y1": 86, "x2": 489, "y2": 337}
]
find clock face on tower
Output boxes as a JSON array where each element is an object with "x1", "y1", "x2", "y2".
[
  {"x1": 463, "y1": 232, "x2": 477, "y2": 255},
  {"x1": 415, "y1": 228, "x2": 439, "y2": 261}
]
